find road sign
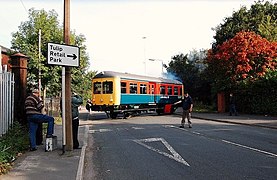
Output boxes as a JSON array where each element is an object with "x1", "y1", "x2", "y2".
[{"x1": 47, "y1": 42, "x2": 80, "y2": 67}]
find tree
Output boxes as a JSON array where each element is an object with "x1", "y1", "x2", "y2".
[
  {"x1": 188, "y1": 49, "x2": 208, "y2": 72},
  {"x1": 167, "y1": 54, "x2": 197, "y2": 92},
  {"x1": 11, "y1": 8, "x2": 93, "y2": 97},
  {"x1": 207, "y1": 31, "x2": 277, "y2": 91},
  {"x1": 167, "y1": 51, "x2": 212, "y2": 104},
  {"x1": 212, "y1": 0, "x2": 277, "y2": 47}
]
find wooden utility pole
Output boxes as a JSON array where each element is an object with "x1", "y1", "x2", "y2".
[{"x1": 64, "y1": 0, "x2": 73, "y2": 151}]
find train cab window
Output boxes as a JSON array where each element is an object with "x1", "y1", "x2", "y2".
[
  {"x1": 160, "y1": 86, "x2": 165, "y2": 95},
  {"x1": 103, "y1": 81, "x2": 113, "y2": 94},
  {"x1": 174, "y1": 87, "x2": 178, "y2": 95},
  {"x1": 121, "y1": 82, "x2": 127, "y2": 93},
  {"x1": 140, "y1": 84, "x2": 147, "y2": 94},
  {"x1": 93, "y1": 82, "x2": 102, "y2": 94},
  {"x1": 168, "y1": 86, "x2": 173, "y2": 95},
  {"x1": 130, "y1": 83, "x2": 137, "y2": 94}
]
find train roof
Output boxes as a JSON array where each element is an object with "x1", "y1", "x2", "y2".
[{"x1": 93, "y1": 71, "x2": 182, "y2": 85}]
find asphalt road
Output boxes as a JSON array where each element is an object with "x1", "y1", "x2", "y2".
[{"x1": 83, "y1": 113, "x2": 277, "y2": 180}]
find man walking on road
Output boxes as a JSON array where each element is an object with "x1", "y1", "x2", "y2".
[{"x1": 174, "y1": 91, "x2": 193, "y2": 128}]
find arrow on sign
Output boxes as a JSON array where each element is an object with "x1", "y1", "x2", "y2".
[
  {"x1": 67, "y1": 54, "x2": 77, "y2": 60},
  {"x1": 133, "y1": 137, "x2": 190, "y2": 166}
]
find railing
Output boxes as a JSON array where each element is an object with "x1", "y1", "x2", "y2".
[
  {"x1": 45, "y1": 97, "x2": 61, "y2": 117},
  {"x1": 0, "y1": 65, "x2": 14, "y2": 136}
]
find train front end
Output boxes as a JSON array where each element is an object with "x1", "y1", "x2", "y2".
[{"x1": 91, "y1": 73, "x2": 120, "y2": 111}]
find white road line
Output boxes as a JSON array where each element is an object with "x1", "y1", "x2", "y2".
[
  {"x1": 192, "y1": 132, "x2": 201, "y2": 135},
  {"x1": 132, "y1": 127, "x2": 144, "y2": 130},
  {"x1": 89, "y1": 129, "x2": 112, "y2": 133},
  {"x1": 134, "y1": 137, "x2": 190, "y2": 166},
  {"x1": 170, "y1": 125, "x2": 277, "y2": 158},
  {"x1": 222, "y1": 140, "x2": 277, "y2": 158},
  {"x1": 76, "y1": 125, "x2": 89, "y2": 180},
  {"x1": 168, "y1": 125, "x2": 202, "y2": 136}
]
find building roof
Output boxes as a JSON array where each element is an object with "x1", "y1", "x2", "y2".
[{"x1": 0, "y1": 45, "x2": 11, "y2": 54}]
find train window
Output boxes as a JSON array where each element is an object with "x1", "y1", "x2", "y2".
[
  {"x1": 151, "y1": 85, "x2": 155, "y2": 94},
  {"x1": 130, "y1": 83, "x2": 137, "y2": 94},
  {"x1": 103, "y1": 81, "x2": 113, "y2": 94},
  {"x1": 140, "y1": 84, "x2": 147, "y2": 94},
  {"x1": 121, "y1": 82, "x2": 127, "y2": 93},
  {"x1": 93, "y1": 82, "x2": 102, "y2": 94},
  {"x1": 168, "y1": 86, "x2": 173, "y2": 95},
  {"x1": 160, "y1": 86, "x2": 165, "y2": 95},
  {"x1": 174, "y1": 87, "x2": 178, "y2": 95}
]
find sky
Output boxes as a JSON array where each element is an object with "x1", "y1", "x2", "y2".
[{"x1": 0, "y1": 0, "x2": 260, "y2": 77}]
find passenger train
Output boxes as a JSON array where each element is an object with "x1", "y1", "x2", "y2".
[{"x1": 91, "y1": 71, "x2": 184, "y2": 118}]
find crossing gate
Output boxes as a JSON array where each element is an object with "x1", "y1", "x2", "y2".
[{"x1": 0, "y1": 65, "x2": 14, "y2": 136}]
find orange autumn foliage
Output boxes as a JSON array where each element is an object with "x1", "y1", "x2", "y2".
[{"x1": 207, "y1": 31, "x2": 277, "y2": 83}]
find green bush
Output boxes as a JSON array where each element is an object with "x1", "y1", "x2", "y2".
[
  {"x1": 193, "y1": 102, "x2": 217, "y2": 113},
  {"x1": 235, "y1": 75, "x2": 277, "y2": 115},
  {"x1": 0, "y1": 121, "x2": 29, "y2": 175}
]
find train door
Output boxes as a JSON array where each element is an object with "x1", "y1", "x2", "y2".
[
  {"x1": 91, "y1": 80, "x2": 103, "y2": 112},
  {"x1": 149, "y1": 82, "x2": 156, "y2": 103}
]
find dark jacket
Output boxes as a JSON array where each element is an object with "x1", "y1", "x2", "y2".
[
  {"x1": 72, "y1": 95, "x2": 83, "y2": 119},
  {"x1": 182, "y1": 95, "x2": 193, "y2": 110}
]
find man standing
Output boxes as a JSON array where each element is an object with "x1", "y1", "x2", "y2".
[
  {"x1": 174, "y1": 92, "x2": 193, "y2": 128},
  {"x1": 71, "y1": 93, "x2": 83, "y2": 149},
  {"x1": 25, "y1": 89, "x2": 56, "y2": 151},
  {"x1": 86, "y1": 99, "x2": 92, "y2": 113},
  {"x1": 229, "y1": 93, "x2": 238, "y2": 116}
]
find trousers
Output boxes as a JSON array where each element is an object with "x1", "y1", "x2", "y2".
[
  {"x1": 181, "y1": 109, "x2": 191, "y2": 125},
  {"x1": 27, "y1": 114, "x2": 54, "y2": 149},
  {"x1": 72, "y1": 118, "x2": 79, "y2": 148}
]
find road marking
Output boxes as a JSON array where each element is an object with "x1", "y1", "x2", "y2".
[
  {"x1": 132, "y1": 127, "x2": 144, "y2": 130},
  {"x1": 89, "y1": 129, "x2": 112, "y2": 133},
  {"x1": 222, "y1": 140, "x2": 277, "y2": 158},
  {"x1": 170, "y1": 125, "x2": 277, "y2": 158},
  {"x1": 167, "y1": 125, "x2": 203, "y2": 136},
  {"x1": 133, "y1": 137, "x2": 190, "y2": 166},
  {"x1": 164, "y1": 125, "x2": 175, "y2": 128}
]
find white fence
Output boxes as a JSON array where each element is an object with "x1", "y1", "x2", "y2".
[{"x1": 0, "y1": 65, "x2": 14, "y2": 136}]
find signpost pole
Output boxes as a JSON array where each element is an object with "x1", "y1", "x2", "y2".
[
  {"x1": 62, "y1": 67, "x2": 66, "y2": 153},
  {"x1": 47, "y1": 0, "x2": 79, "y2": 152},
  {"x1": 64, "y1": 0, "x2": 73, "y2": 151}
]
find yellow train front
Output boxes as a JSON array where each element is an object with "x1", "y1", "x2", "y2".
[{"x1": 91, "y1": 71, "x2": 183, "y2": 118}]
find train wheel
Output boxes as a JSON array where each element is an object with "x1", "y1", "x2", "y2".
[
  {"x1": 123, "y1": 112, "x2": 130, "y2": 119},
  {"x1": 156, "y1": 109, "x2": 162, "y2": 115},
  {"x1": 110, "y1": 112, "x2": 118, "y2": 119}
]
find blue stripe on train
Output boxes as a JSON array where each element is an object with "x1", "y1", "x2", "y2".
[
  {"x1": 121, "y1": 94, "x2": 157, "y2": 104},
  {"x1": 120, "y1": 94, "x2": 180, "y2": 105}
]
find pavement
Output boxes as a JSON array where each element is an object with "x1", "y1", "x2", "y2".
[{"x1": 1, "y1": 108, "x2": 276, "y2": 180}]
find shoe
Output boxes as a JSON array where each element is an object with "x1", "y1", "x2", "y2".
[
  {"x1": 73, "y1": 146, "x2": 82, "y2": 149},
  {"x1": 30, "y1": 147, "x2": 37, "y2": 151},
  {"x1": 189, "y1": 125, "x2": 192, "y2": 128},
  {"x1": 179, "y1": 125, "x2": 184, "y2": 128},
  {"x1": 46, "y1": 135, "x2": 57, "y2": 138}
]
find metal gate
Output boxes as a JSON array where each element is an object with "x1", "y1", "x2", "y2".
[{"x1": 0, "y1": 65, "x2": 15, "y2": 136}]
